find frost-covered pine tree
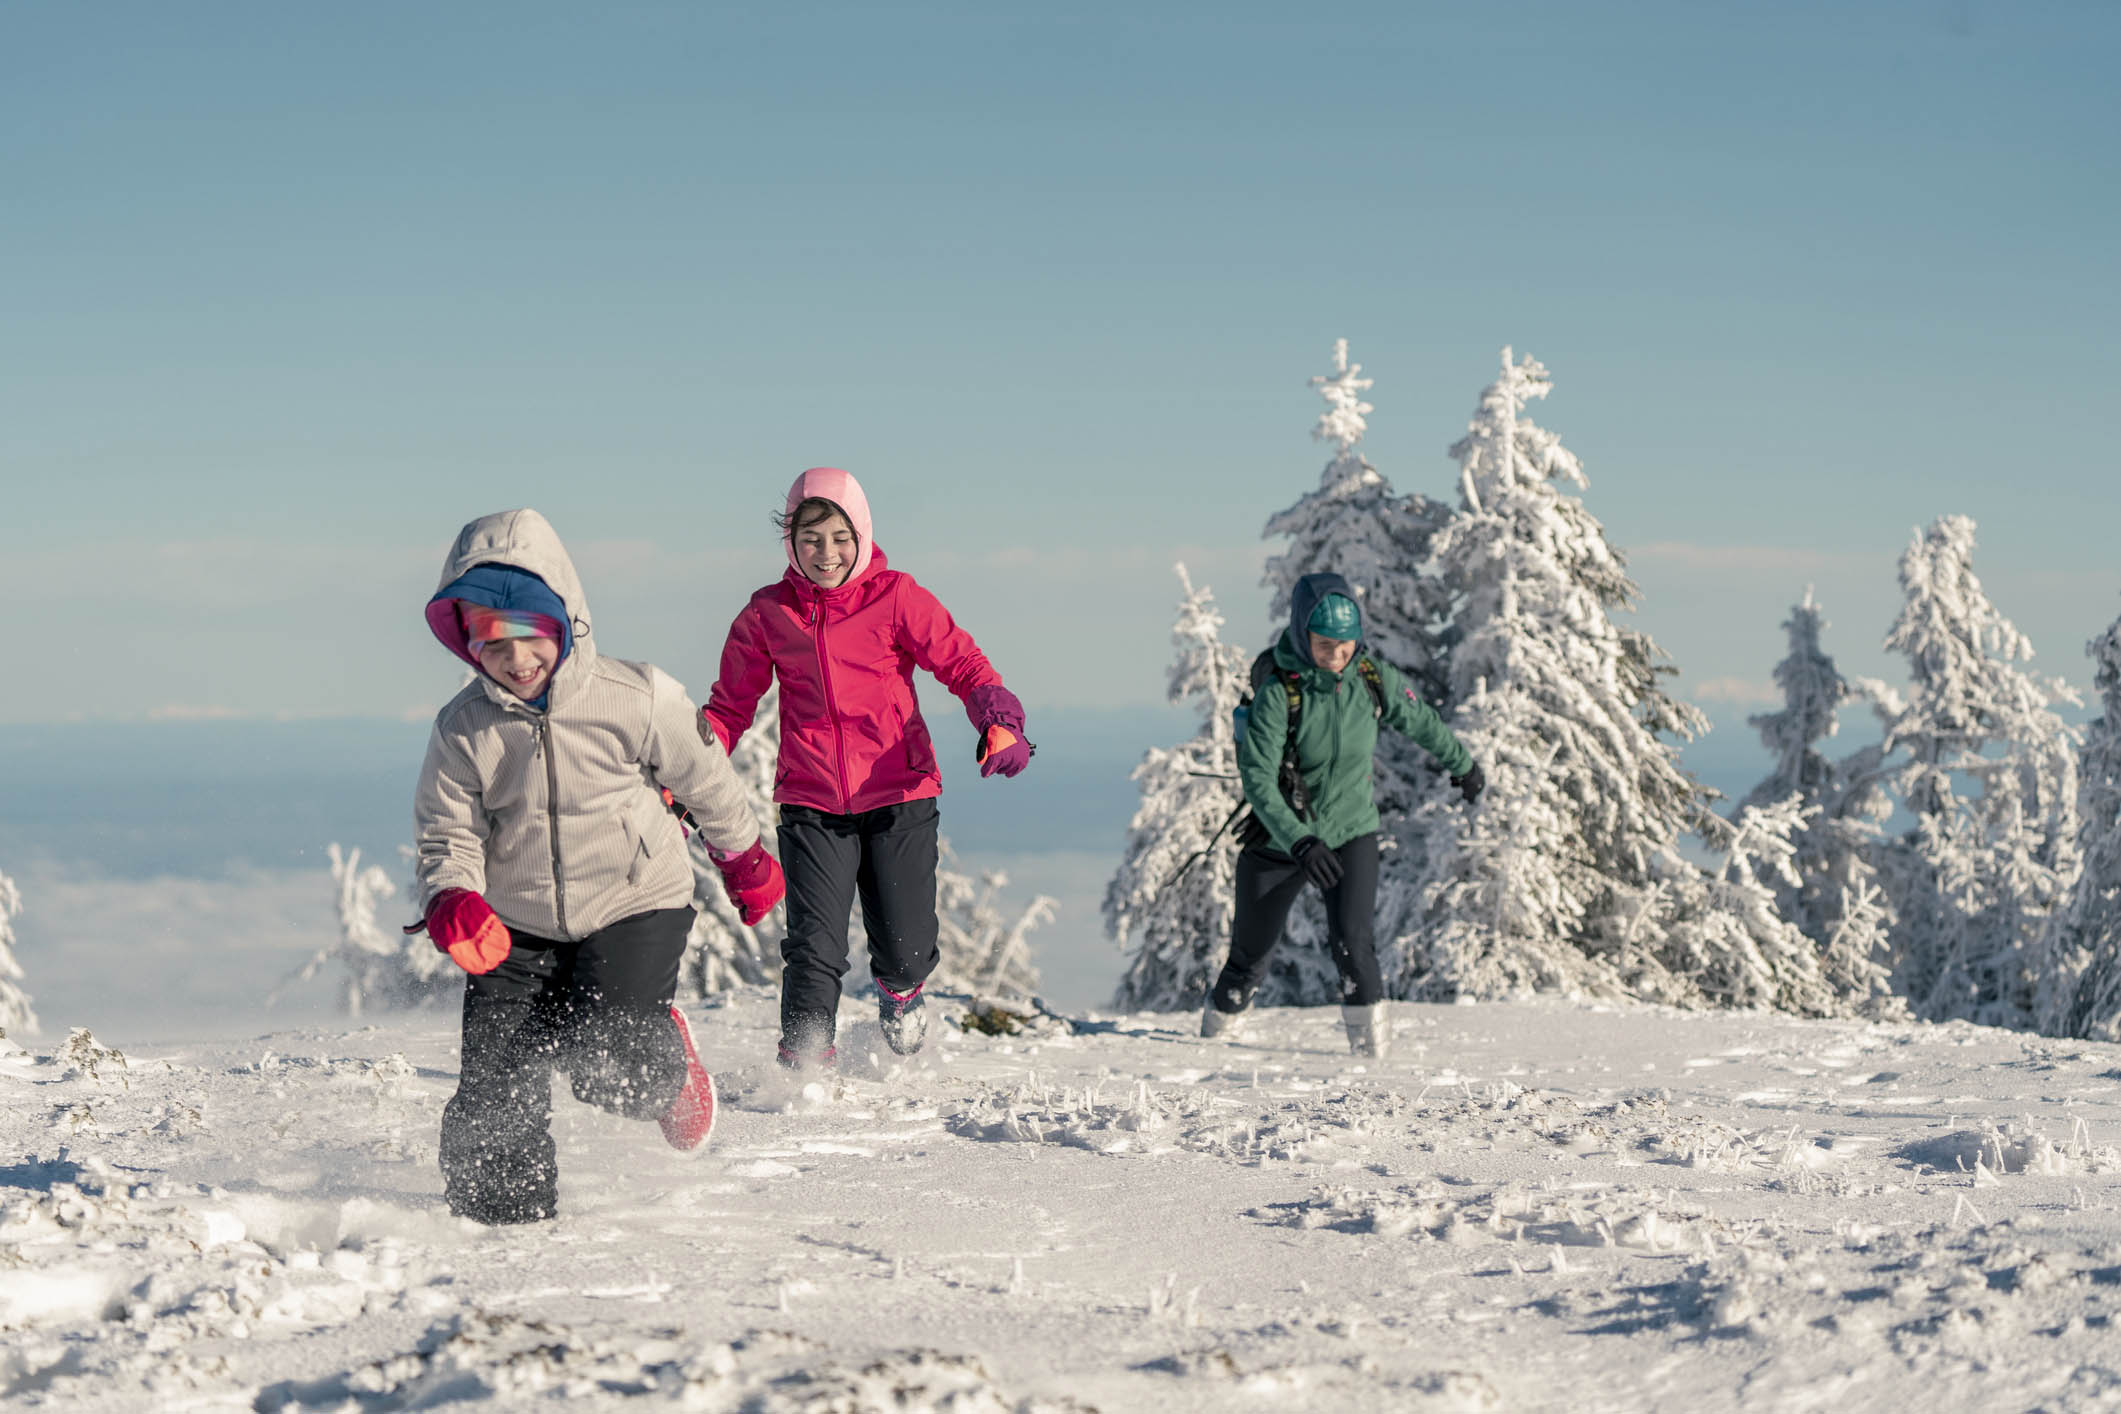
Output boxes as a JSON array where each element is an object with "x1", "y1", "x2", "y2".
[
  {"x1": 1406, "y1": 349, "x2": 1839, "y2": 1010},
  {"x1": 1107, "y1": 565, "x2": 1255, "y2": 1012},
  {"x1": 2036, "y1": 612, "x2": 2121, "y2": 1038},
  {"x1": 1651, "y1": 795, "x2": 1881, "y2": 1015},
  {"x1": 279, "y1": 844, "x2": 458, "y2": 1015},
  {"x1": 1257, "y1": 340, "x2": 1460, "y2": 1001},
  {"x1": 1872, "y1": 515, "x2": 2081, "y2": 1027},
  {"x1": 0, "y1": 867, "x2": 38, "y2": 1037},
  {"x1": 1740, "y1": 591, "x2": 1899, "y2": 1005}
]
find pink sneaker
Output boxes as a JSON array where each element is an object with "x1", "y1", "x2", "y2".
[{"x1": 659, "y1": 1005, "x2": 717, "y2": 1151}]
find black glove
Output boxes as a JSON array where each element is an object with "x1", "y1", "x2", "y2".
[
  {"x1": 1450, "y1": 761, "x2": 1485, "y2": 806},
  {"x1": 1291, "y1": 835, "x2": 1343, "y2": 890},
  {"x1": 1233, "y1": 811, "x2": 1269, "y2": 849}
]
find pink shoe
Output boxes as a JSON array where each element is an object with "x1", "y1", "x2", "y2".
[{"x1": 659, "y1": 1005, "x2": 717, "y2": 1151}]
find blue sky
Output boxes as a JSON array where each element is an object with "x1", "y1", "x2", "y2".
[{"x1": 4, "y1": 0, "x2": 2117, "y2": 727}]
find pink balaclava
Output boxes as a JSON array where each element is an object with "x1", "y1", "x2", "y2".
[{"x1": 784, "y1": 466, "x2": 877, "y2": 585}]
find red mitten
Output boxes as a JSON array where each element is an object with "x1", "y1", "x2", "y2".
[
  {"x1": 427, "y1": 888, "x2": 512, "y2": 975},
  {"x1": 976, "y1": 723, "x2": 1031, "y2": 779},
  {"x1": 713, "y1": 838, "x2": 786, "y2": 926}
]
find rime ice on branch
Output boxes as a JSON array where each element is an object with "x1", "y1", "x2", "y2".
[
  {"x1": 0, "y1": 868, "x2": 37, "y2": 1037},
  {"x1": 680, "y1": 687, "x2": 786, "y2": 996},
  {"x1": 275, "y1": 845, "x2": 458, "y2": 1016},
  {"x1": 2038, "y1": 609, "x2": 2121, "y2": 1039},
  {"x1": 1872, "y1": 515, "x2": 2080, "y2": 1028},
  {"x1": 1741, "y1": 591, "x2": 1899, "y2": 1009},
  {"x1": 936, "y1": 856, "x2": 1052, "y2": 1001}
]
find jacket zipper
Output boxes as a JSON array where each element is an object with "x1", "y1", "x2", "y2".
[
  {"x1": 536, "y1": 715, "x2": 570, "y2": 936},
  {"x1": 812, "y1": 589, "x2": 854, "y2": 813}
]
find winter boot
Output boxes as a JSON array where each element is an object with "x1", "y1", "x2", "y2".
[
  {"x1": 1202, "y1": 971, "x2": 1256, "y2": 1038},
  {"x1": 1341, "y1": 1001, "x2": 1388, "y2": 1059},
  {"x1": 777, "y1": 1010, "x2": 839, "y2": 1072},
  {"x1": 449, "y1": 1193, "x2": 557, "y2": 1226},
  {"x1": 658, "y1": 1005, "x2": 718, "y2": 1151},
  {"x1": 1200, "y1": 999, "x2": 1241, "y2": 1038},
  {"x1": 877, "y1": 979, "x2": 927, "y2": 1056}
]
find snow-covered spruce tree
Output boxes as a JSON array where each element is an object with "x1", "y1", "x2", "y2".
[
  {"x1": 278, "y1": 845, "x2": 458, "y2": 1015},
  {"x1": 2036, "y1": 612, "x2": 2121, "y2": 1038},
  {"x1": 1106, "y1": 565, "x2": 1255, "y2": 1011},
  {"x1": 1257, "y1": 339, "x2": 1458, "y2": 1003},
  {"x1": 0, "y1": 867, "x2": 38, "y2": 1037},
  {"x1": 1872, "y1": 515, "x2": 2081, "y2": 1028},
  {"x1": 1740, "y1": 591, "x2": 1900, "y2": 1006},
  {"x1": 1405, "y1": 349, "x2": 1848, "y2": 1013}
]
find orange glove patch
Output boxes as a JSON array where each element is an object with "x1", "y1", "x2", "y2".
[
  {"x1": 427, "y1": 889, "x2": 513, "y2": 976},
  {"x1": 977, "y1": 725, "x2": 1018, "y2": 763}
]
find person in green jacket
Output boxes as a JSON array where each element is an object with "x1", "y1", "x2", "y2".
[{"x1": 1204, "y1": 571, "x2": 1484, "y2": 1057}]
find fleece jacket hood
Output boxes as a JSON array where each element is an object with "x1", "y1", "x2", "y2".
[
  {"x1": 424, "y1": 509, "x2": 593, "y2": 704},
  {"x1": 783, "y1": 466, "x2": 877, "y2": 587}
]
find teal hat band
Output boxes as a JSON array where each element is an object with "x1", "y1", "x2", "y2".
[{"x1": 1307, "y1": 593, "x2": 1361, "y2": 641}]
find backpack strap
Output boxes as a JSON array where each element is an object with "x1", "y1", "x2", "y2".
[
  {"x1": 1356, "y1": 657, "x2": 1386, "y2": 719},
  {"x1": 1240, "y1": 647, "x2": 1313, "y2": 823}
]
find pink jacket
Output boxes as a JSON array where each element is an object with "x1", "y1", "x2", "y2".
[{"x1": 705, "y1": 469, "x2": 1021, "y2": 816}]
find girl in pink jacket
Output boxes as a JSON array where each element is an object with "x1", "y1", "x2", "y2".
[{"x1": 703, "y1": 468, "x2": 1030, "y2": 1068}]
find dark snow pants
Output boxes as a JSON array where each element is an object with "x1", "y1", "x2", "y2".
[
  {"x1": 776, "y1": 799, "x2": 940, "y2": 1045},
  {"x1": 1211, "y1": 832, "x2": 1383, "y2": 1011},
  {"x1": 439, "y1": 905, "x2": 693, "y2": 1224}
]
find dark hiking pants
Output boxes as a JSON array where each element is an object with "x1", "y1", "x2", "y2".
[
  {"x1": 777, "y1": 798, "x2": 941, "y2": 1044},
  {"x1": 1211, "y1": 832, "x2": 1383, "y2": 1011},
  {"x1": 439, "y1": 905, "x2": 693, "y2": 1224}
]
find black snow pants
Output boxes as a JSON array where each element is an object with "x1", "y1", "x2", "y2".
[
  {"x1": 439, "y1": 905, "x2": 693, "y2": 1224},
  {"x1": 1210, "y1": 832, "x2": 1383, "y2": 1011},
  {"x1": 776, "y1": 798, "x2": 941, "y2": 1045}
]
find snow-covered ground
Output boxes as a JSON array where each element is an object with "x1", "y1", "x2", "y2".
[{"x1": 6, "y1": 993, "x2": 2121, "y2": 1412}]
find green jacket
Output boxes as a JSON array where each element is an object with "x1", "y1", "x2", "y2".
[{"x1": 1238, "y1": 631, "x2": 1473, "y2": 853}]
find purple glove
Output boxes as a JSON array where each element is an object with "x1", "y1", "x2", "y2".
[
  {"x1": 978, "y1": 724, "x2": 1031, "y2": 778},
  {"x1": 968, "y1": 685, "x2": 1031, "y2": 779}
]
